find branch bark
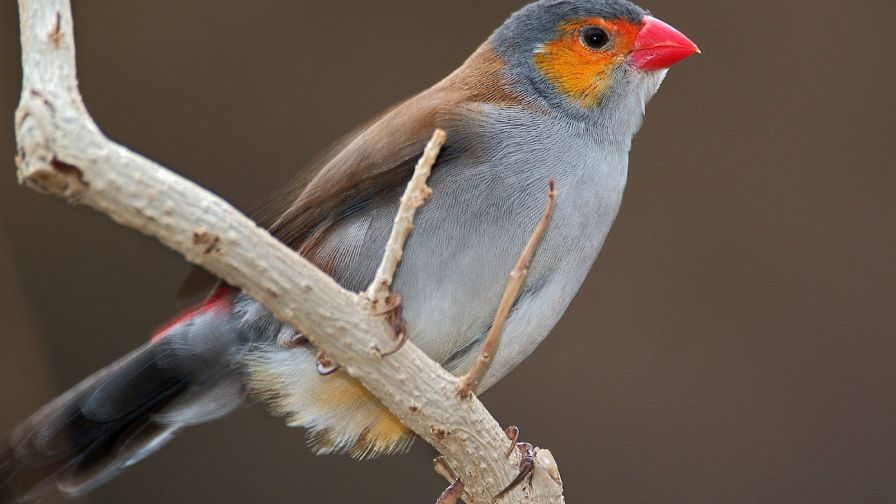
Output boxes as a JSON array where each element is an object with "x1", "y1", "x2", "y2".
[{"x1": 14, "y1": 2, "x2": 565, "y2": 503}]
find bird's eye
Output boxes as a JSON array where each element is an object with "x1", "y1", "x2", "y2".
[{"x1": 580, "y1": 26, "x2": 610, "y2": 50}]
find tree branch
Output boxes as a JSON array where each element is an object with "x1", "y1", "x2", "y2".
[
  {"x1": 457, "y1": 180, "x2": 557, "y2": 397},
  {"x1": 14, "y1": 1, "x2": 565, "y2": 502},
  {"x1": 365, "y1": 129, "x2": 445, "y2": 307}
]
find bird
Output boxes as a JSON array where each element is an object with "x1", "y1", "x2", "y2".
[{"x1": 1, "y1": 0, "x2": 698, "y2": 501}]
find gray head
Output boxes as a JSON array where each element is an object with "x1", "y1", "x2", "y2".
[{"x1": 490, "y1": 0, "x2": 697, "y2": 135}]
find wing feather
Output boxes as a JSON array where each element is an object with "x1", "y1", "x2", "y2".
[{"x1": 178, "y1": 43, "x2": 524, "y2": 297}]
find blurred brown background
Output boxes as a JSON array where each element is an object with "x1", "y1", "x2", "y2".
[{"x1": 1, "y1": 0, "x2": 894, "y2": 503}]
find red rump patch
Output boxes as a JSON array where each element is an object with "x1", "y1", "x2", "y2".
[{"x1": 151, "y1": 286, "x2": 235, "y2": 342}]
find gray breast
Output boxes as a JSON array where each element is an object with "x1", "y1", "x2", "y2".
[{"x1": 311, "y1": 105, "x2": 630, "y2": 386}]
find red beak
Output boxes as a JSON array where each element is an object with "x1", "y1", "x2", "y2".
[{"x1": 629, "y1": 16, "x2": 700, "y2": 71}]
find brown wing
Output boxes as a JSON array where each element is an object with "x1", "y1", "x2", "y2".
[
  {"x1": 178, "y1": 43, "x2": 524, "y2": 301},
  {"x1": 259, "y1": 98, "x2": 442, "y2": 251}
]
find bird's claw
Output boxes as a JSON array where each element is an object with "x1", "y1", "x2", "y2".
[
  {"x1": 281, "y1": 332, "x2": 338, "y2": 376},
  {"x1": 316, "y1": 351, "x2": 340, "y2": 375},
  {"x1": 504, "y1": 425, "x2": 520, "y2": 457},
  {"x1": 375, "y1": 293, "x2": 408, "y2": 356},
  {"x1": 494, "y1": 426, "x2": 536, "y2": 501},
  {"x1": 277, "y1": 331, "x2": 308, "y2": 349},
  {"x1": 435, "y1": 479, "x2": 465, "y2": 504}
]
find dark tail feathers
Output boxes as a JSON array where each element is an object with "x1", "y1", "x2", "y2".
[{"x1": 1, "y1": 331, "x2": 245, "y2": 503}]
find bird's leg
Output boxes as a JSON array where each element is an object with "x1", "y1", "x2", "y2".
[
  {"x1": 494, "y1": 426, "x2": 536, "y2": 501},
  {"x1": 373, "y1": 292, "x2": 408, "y2": 356},
  {"x1": 434, "y1": 479, "x2": 465, "y2": 504}
]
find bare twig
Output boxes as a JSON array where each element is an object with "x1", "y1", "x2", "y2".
[
  {"x1": 457, "y1": 180, "x2": 557, "y2": 397},
  {"x1": 14, "y1": 1, "x2": 564, "y2": 502},
  {"x1": 365, "y1": 129, "x2": 445, "y2": 307}
]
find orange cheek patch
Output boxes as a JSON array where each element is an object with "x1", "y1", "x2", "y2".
[
  {"x1": 534, "y1": 17, "x2": 642, "y2": 108},
  {"x1": 534, "y1": 39, "x2": 616, "y2": 108}
]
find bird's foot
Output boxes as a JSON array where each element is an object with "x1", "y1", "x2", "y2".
[
  {"x1": 494, "y1": 426, "x2": 536, "y2": 501},
  {"x1": 373, "y1": 292, "x2": 408, "y2": 356},
  {"x1": 316, "y1": 351, "x2": 339, "y2": 375},
  {"x1": 278, "y1": 331, "x2": 340, "y2": 376},
  {"x1": 277, "y1": 330, "x2": 308, "y2": 349},
  {"x1": 435, "y1": 479, "x2": 465, "y2": 504}
]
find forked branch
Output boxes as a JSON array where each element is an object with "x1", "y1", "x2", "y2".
[{"x1": 14, "y1": 1, "x2": 565, "y2": 503}]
